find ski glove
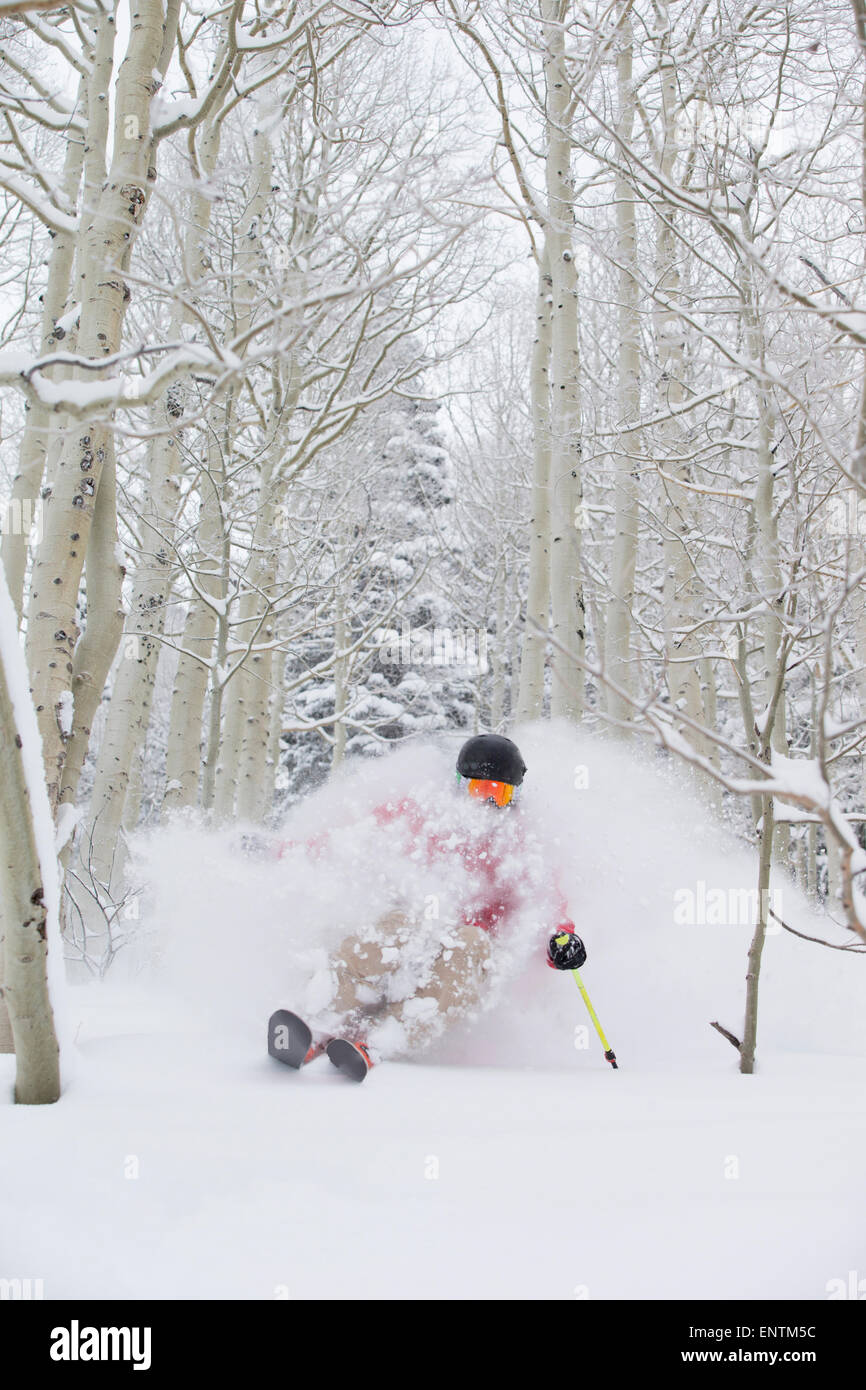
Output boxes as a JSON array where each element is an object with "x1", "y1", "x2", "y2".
[{"x1": 547, "y1": 932, "x2": 587, "y2": 971}]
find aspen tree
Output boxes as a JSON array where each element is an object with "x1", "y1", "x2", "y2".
[
  {"x1": 604, "y1": 4, "x2": 641, "y2": 725},
  {"x1": 516, "y1": 251, "x2": 553, "y2": 718},
  {"x1": 0, "y1": 573, "x2": 60, "y2": 1102},
  {"x1": 24, "y1": 0, "x2": 174, "y2": 809},
  {"x1": 544, "y1": 0, "x2": 584, "y2": 721}
]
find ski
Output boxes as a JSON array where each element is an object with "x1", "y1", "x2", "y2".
[
  {"x1": 267, "y1": 1010, "x2": 372, "y2": 1080},
  {"x1": 326, "y1": 1037, "x2": 373, "y2": 1083},
  {"x1": 267, "y1": 1009, "x2": 325, "y2": 1069}
]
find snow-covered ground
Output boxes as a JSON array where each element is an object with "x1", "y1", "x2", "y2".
[{"x1": 2, "y1": 727, "x2": 865, "y2": 1299}]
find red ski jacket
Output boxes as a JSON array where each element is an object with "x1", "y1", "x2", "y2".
[{"x1": 277, "y1": 794, "x2": 576, "y2": 960}]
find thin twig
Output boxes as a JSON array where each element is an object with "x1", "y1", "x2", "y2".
[
  {"x1": 710, "y1": 1020, "x2": 742, "y2": 1051},
  {"x1": 768, "y1": 908, "x2": 866, "y2": 953}
]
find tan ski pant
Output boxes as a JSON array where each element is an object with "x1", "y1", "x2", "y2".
[{"x1": 327, "y1": 910, "x2": 491, "y2": 1053}]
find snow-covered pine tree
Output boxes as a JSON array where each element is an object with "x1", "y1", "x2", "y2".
[{"x1": 279, "y1": 396, "x2": 479, "y2": 805}]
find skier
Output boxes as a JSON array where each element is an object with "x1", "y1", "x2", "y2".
[{"x1": 267, "y1": 733, "x2": 587, "y2": 1081}]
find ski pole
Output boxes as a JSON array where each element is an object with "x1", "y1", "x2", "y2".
[{"x1": 553, "y1": 934, "x2": 618, "y2": 1069}]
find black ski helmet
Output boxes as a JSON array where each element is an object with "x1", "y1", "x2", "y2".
[{"x1": 456, "y1": 734, "x2": 526, "y2": 786}]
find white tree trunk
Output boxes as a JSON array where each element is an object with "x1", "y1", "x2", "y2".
[
  {"x1": 544, "y1": 0, "x2": 584, "y2": 722},
  {"x1": 160, "y1": 112, "x2": 232, "y2": 820},
  {"x1": 161, "y1": 445, "x2": 224, "y2": 817},
  {"x1": 330, "y1": 585, "x2": 349, "y2": 774},
  {"x1": 202, "y1": 478, "x2": 232, "y2": 815},
  {"x1": 78, "y1": 413, "x2": 181, "y2": 903},
  {"x1": 24, "y1": 0, "x2": 171, "y2": 810},
  {"x1": 516, "y1": 252, "x2": 553, "y2": 720},
  {"x1": 215, "y1": 127, "x2": 275, "y2": 820},
  {"x1": 740, "y1": 793, "x2": 774, "y2": 1075},
  {"x1": 234, "y1": 485, "x2": 280, "y2": 819},
  {"x1": 653, "y1": 37, "x2": 710, "y2": 774},
  {"x1": 0, "y1": 574, "x2": 61, "y2": 1102},
  {"x1": 0, "y1": 54, "x2": 93, "y2": 617},
  {"x1": 490, "y1": 574, "x2": 507, "y2": 728},
  {"x1": 266, "y1": 647, "x2": 285, "y2": 812},
  {"x1": 605, "y1": 13, "x2": 641, "y2": 726},
  {"x1": 0, "y1": 948, "x2": 12, "y2": 1052},
  {"x1": 57, "y1": 436, "x2": 126, "y2": 810}
]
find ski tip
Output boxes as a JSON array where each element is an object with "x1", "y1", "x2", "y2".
[
  {"x1": 326, "y1": 1037, "x2": 373, "y2": 1083},
  {"x1": 268, "y1": 1009, "x2": 313, "y2": 1069}
]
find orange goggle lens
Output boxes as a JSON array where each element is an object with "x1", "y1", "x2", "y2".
[{"x1": 465, "y1": 778, "x2": 515, "y2": 807}]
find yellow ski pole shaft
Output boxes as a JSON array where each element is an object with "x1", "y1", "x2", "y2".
[
  {"x1": 572, "y1": 969, "x2": 618, "y2": 1068},
  {"x1": 554, "y1": 934, "x2": 618, "y2": 1069}
]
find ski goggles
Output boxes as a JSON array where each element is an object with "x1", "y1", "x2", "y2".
[{"x1": 460, "y1": 776, "x2": 516, "y2": 808}]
